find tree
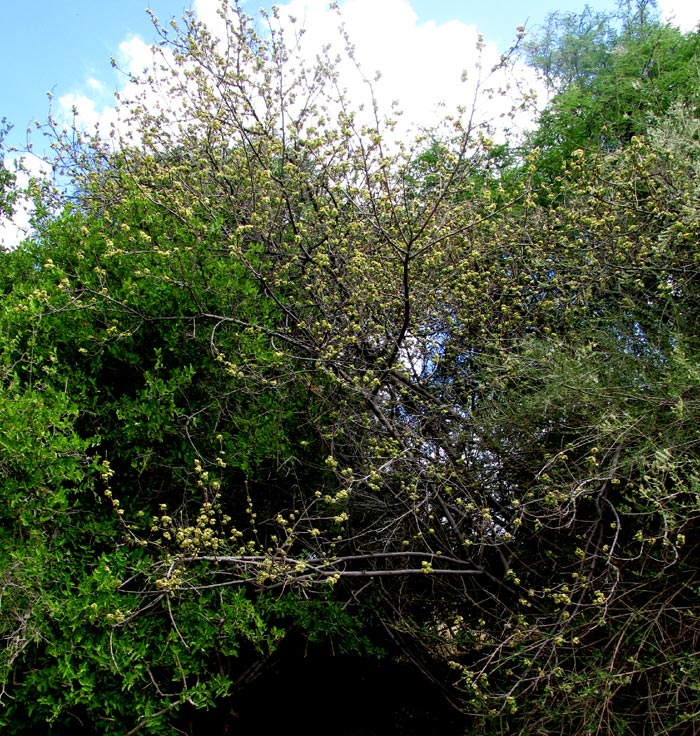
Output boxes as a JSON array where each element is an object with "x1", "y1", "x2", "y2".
[
  {"x1": 2, "y1": 1, "x2": 700, "y2": 733},
  {"x1": 523, "y1": 2, "x2": 700, "y2": 184},
  {"x1": 0, "y1": 120, "x2": 18, "y2": 224},
  {"x1": 448, "y1": 110, "x2": 700, "y2": 732}
]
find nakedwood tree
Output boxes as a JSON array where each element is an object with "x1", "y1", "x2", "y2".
[
  {"x1": 45, "y1": 2, "x2": 535, "y2": 616},
  {"x1": 0, "y1": 3, "x2": 528, "y2": 733},
  {"x1": 2, "y1": 0, "x2": 700, "y2": 733},
  {"x1": 454, "y1": 112, "x2": 700, "y2": 733}
]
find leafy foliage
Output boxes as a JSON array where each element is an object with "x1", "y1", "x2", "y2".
[
  {"x1": 525, "y1": 3, "x2": 700, "y2": 184},
  {"x1": 0, "y1": 121, "x2": 17, "y2": 222},
  {"x1": 1, "y1": 1, "x2": 700, "y2": 734}
]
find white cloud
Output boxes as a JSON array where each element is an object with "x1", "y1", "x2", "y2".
[
  {"x1": 46, "y1": 0, "x2": 542, "y2": 162},
  {"x1": 38, "y1": 0, "x2": 700, "y2": 165},
  {"x1": 0, "y1": 33, "x2": 163, "y2": 248},
  {"x1": 193, "y1": 0, "x2": 227, "y2": 38},
  {"x1": 0, "y1": 154, "x2": 51, "y2": 248},
  {"x1": 278, "y1": 0, "x2": 486, "y2": 128},
  {"x1": 194, "y1": 0, "x2": 541, "y2": 140},
  {"x1": 55, "y1": 34, "x2": 163, "y2": 144},
  {"x1": 58, "y1": 92, "x2": 107, "y2": 130},
  {"x1": 659, "y1": 0, "x2": 700, "y2": 32},
  {"x1": 117, "y1": 35, "x2": 157, "y2": 77}
]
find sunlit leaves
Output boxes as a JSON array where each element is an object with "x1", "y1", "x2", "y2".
[{"x1": 2, "y1": 1, "x2": 700, "y2": 733}]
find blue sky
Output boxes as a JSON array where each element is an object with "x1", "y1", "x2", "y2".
[
  {"x1": 1, "y1": 0, "x2": 695, "y2": 247},
  {"x1": 1, "y1": 0, "x2": 619, "y2": 150},
  {"x1": 1, "y1": 0, "x2": 695, "y2": 156}
]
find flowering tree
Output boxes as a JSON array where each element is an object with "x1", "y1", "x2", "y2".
[{"x1": 1, "y1": 2, "x2": 700, "y2": 734}]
